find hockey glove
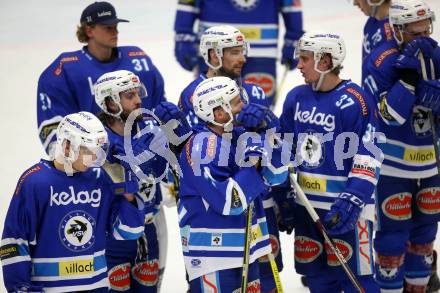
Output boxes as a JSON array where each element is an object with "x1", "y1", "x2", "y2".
[
  {"x1": 281, "y1": 38, "x2": 299, "y2": 70},
  {"x1": 236, "y1": 103, "x2": 280, "y2": 132},
  {"x1": 175, "y1": 33, "x2": 198, "y2": 71},
  {"x1": 273, "y1": 186, "x2": 296, "y2": 235},
  {"x1": 417, "y1": 79, "x2": 440, "y2": 113},
  {"x1": 395, "y1": 37, "x2": 438, "y2": 73},
  {"x1": 324, "y1": 192, "x2": 364, "y2": 235}
]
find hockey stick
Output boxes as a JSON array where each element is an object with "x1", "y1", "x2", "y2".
[
  {"x1": 241, "y1": 201, "x2": 254, "y2": 293},
  {"x1": 272, "y1": 65, "x2": 289, "y2": 109},
  {"x1": 418, "y1": 52, "x2": 440, "y2": 175},
  {"x1": 268, "y1": 252, "x2": 284, "y2": 293},
  {"x1": 288, "y1": 168, "x2": 364, "y2": 293}
]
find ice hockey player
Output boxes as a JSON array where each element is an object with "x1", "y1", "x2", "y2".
[
  {"x1": 179, "y1": 24, "x2": 289, "y2": 292},
  {"x1": 363, "y1": 0, "x2": 440, "y2": 291},
  {"x1": 351, "y1": 0, "x2": 393, "y2": 84},
  {"x1": 179, "y1": 25, "x2": 269, "y2": 129},
  {"x1": 94, "y1": 70, "x2": 178, "y2": 292},
  {"x1": 0, "y1": 112, "x2": 145, "y2": 292},
  {"x1": 174, "y1": 0, "x2": 304, "y2": 106},
  {"x1": 280, "y1": 32, "x2": 382, "y2": 292},
  {"x1": 37, "y1": 1, "x2": 166, "y2": 156},
  {"x1": 178, "y1": 75, "x2": 290, "y2": 292}
]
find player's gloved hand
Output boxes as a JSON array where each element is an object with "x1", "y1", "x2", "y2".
[
  {"x1": 395, "y1": 37, "x2": 438, "y2": 72},
  {"x1": 324, "y1": 192, "x2": 365, "y2": 235},
  {"x1": 281, "y1": 38, "x2": 299, "y2": 70},
  {"x1": 154, "y1": 101, "x2": 192, "y2": 146},
  {"x1": 175, "y1": 33, "x2": 198, "y2": 71},
  {"x1": 236, "y1": 103, "x2": 280, "y2": 132},
  {"x1": 273, "y1": 187, "x2": 296, "y2": 234},
  {"x1": 417, "y1": 79, "x2": 440, "y2": 113}
]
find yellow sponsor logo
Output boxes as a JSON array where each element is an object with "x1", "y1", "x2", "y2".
[
  {"x1": 251, "y1": 225, "x2": 263, "y2": 243},
  {"x1": 403, "y1": 148, "x2": 434, "y2": 163},
  {"x1": 59, "y1": 260, "x2": 94, "y2": 276},
  {"x1": 238, "y1": 28, "x2": 261, "y2": 40},
  {"x1": 299, "y1": 176, "x2": 326, "y2": 192}
]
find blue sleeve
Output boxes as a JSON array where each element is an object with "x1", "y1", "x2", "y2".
[
  {"x1": 174, "y1": 0, "x2": 200, "y2": 34},
  {"x1": 244, "y1": 83, "x2": 270, "y2": 107},
  {"x1": 37, "y1": 57, "x2": 79, "y2": 154},
  {"x1": 1, "y1": 176, "x2": 38, "y2": 291},
  {"x1": 341, "y1": 87, "x2": 382, "y2": 205},
  {"x1": 364, "y1": 47, "x2": 417, "y2": 126},
  {"x1": 280, "y1": 0, "x2": 304, "y2": 41},
  {"x1": 149, "y1": 60, "x2": 167, "y2": 106},
  {"x1": 179, "y1": 83, "x2": 201, "y2": 127},
  {"x1": 109, "y1": 196, "x2": 145, "y2": 240},
  {"x1": 180, "y1": 134, "x2": 268, "y2": 216}
]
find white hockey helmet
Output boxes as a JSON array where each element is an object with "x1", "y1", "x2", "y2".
[
  {"x1": 192, "y1": 76, "x2": 240, "y2": 132},
  {"x1": 200, "y1": 25, "x2": 249, "y2": 70},
  {"x1": 94, "y1": 70, "x2": 147, "y2": 118},
  {"x1": 295, "y1": 32, "x2": 346, "y2": 73},
  {"x1": 390, "y1": 0, "x2": 435, "y2": 27},
  {"x1": 55, "y1": 112, "x2": 108, "y2": 173}
]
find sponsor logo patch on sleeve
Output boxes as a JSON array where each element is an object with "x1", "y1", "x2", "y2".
[
  {"x1": 128, "y1": 51, "x2": 147, "y2": 57},
  {"x1": 54, "y1": 56, "x2": 79, "y2": 76},
  {"x1": 374, "y1": 48, "x2": 398, "y2": 68}
]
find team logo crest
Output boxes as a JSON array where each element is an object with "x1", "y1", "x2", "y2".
[
  {"x1": 59, "y1": 210, "x2": 95, "y2": 252},
  {"x1": 231, "y1": 0, "x2": 259, "y2": 11},
  {"x1": 297, "y1": 132, "x2": 325, "y2": 169},
  {"x1": 412, "y1": 106, "x2": 431, "y2": 137}
]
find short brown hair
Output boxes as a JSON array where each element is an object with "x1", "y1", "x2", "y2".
[{"x1": 76, "y1": 23, "x2": 94, "y2": 43}]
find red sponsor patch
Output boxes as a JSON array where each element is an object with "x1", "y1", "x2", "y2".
[
  {"x1": 207, "y1": 134, "x2": 216, "y2": 157},
  {"x1": 382, "y1": 192, "x2": 412, "y2": 220},
  {"x1": 259, "y1": 234, "x2": 280, "y2": 263},
  {"x1": 108, "y1": 263, "x2": 131, "y2": 291},
  {"x1": 236, "y1": 35, "x2": 243, "y2": 42},
  {"x1": 132, "y1": 76, "x2": 139, "y2": 83},
  {"x1": 15, "y1": 165, "x2": 42, "y2": 196},
  {"x1": 54, "y1": 56, "x2": 79, "y2": 76},
  {"x1": 233, "y1": 279, "x2": 261, "y2": 293},
  {"x1": 417, "y1": 9, "x2": 426, "y2": 16},
  {"x1": 294, "y1": 236, "x2": 322, "y2": 263},
  {"x1": 325, "y1": 239, "x2": 353, "y2": 266},
  {"x1": 375, "y1": 48, "x2": 398, "y2": 68},
  {"x1": 346, "y1": 87, "x2": 368, "y2": 116},
  {"x1": 416, "y1": 187, "x2": 440, "y2": 215},
  {"x1": 132, "y1": 259, "x2": 159, "y2": 286},
  {"x1": 245, "y1": 73, "x2": 275, "y2": 97},
  {"x1": 128, "y1": 51, "x2": 147, "y2": 57}
]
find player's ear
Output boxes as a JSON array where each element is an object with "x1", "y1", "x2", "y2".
[
  {"x1": 63, "y1": 140, "x2": 71, "y2": 157},
  {"x1": 209, "y1": 49, "x2": 220, "y2": 66},
  {"x1": 319, "y1": 54, "x2": 332, "y2": 71},
  {"x1": 85, "y1": 24, "x2": 95, "y2": 38}
]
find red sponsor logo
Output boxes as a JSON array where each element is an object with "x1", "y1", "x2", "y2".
[
  {"x1": 54, "y1": 56, "x2": 79, "y2": 76},
  {"x1": 417, "y1": 187, "x2": 440, "y2": 214},
  {"x1": 357, "y1": 220, "x2": 373, "y2": 274},
  {"x1": 417, "y1": 9, "x2": 426, "y2": 16},
  {"x1": 325, "y1": 239, "x2": 353, "y2": 266},
  {"x1": 108, "y1": 263, "x2": 131, "y2": 290},
  {"x1": 15, "y1": 165, "x2": 42, "y2": 196},
  {"x1": 375, "y1": 48, "x2": 398, "y2": 68},
  {"x1": 207, "y1": 134, "x2": 216, "y2": 157},
  {"x1": 259, "y1": 234, "x2": 280, "y2": 263},
  {"x1": 128, "y1": 51, "x2": 147, "y2": 57},
  {"x1": 352, "y1": 162, "x2": 375, "y2": 178},
  {"x1": 245, "y1": 73, "x2": 275, "y2": 97},
  {"x1": 295, "y1": 236, "x2": 322, "y2": 263},
  {"x1": 132, "y1": 259, "x2": 159, "y2": 286},
  {"x1": 382, "y1": 192, "x2": 412, "y2": 220},
  {"x1": 346, "y1": 87, "x2": 368, "y2": 116},
  {"x1": 236, "y1": 35, "x2": 243, "y2": 42},
  {"x1": 132, "y1": 76, "x2": 139, "y2": 83}
]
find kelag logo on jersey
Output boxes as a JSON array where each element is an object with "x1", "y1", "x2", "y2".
[
  {"x1": 231, "y1": 0, "x2": 259, "y2": 11},
  {"x1": 59, "y1": 210, "x2": 95, "y2": 252}
]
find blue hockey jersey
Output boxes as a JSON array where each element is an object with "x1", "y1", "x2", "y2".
[
  {"x1": 364, "y1": 40, "x2": 440, "y2": 178},
  {"x1": 103, "y1": 119, "x2": 169, "y2": 258},
  {"x1": 37, "y1": 46, "x2": 166, "y2": 154},
  {"x1": 179, "y1": 74, "x2": 269, "y2": 128},
  {"x1": 1, "y1": 160, "x2": 144, "y2": 292},
  {"x1": 280, "y1": 80, "x2": 382, "y2": 220},
  {"x1": 361, "y1": 16, "x2": 393, "y2": 84},
  {"x1": 174, "y1": 0, "x2": 303, "y2": 58},
  {"x1": 178, "y1": 126, "x2": 271, "y2": 281}
]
